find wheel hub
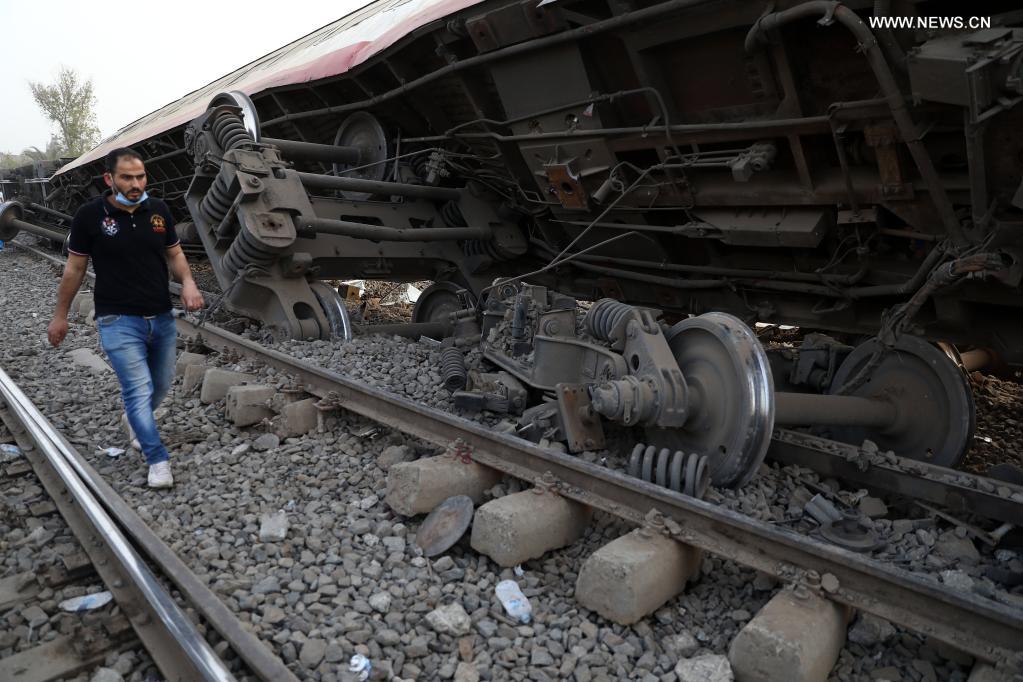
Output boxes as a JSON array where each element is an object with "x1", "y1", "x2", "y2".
[
  {"x1": 332, "y1": 112, "x2": 389, "y2": 200},
  {"x1": 412, "y1": 280, "x2": 474, "y2": 325},
  {"x1": 645, "y1": 312, "x2": 775, "y2": 488}
]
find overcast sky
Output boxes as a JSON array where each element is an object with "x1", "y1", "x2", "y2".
[{"x1": 0, "y1": 1, "x2": 373, "y2": 154}]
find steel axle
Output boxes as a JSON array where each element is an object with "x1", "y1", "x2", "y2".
[{"x1": 0, "y1": 201, "x2": 66, "y2": 243}]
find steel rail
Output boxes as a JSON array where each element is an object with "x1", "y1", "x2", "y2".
[
  {"x1": 0, "y1": 366, "x2": 235, "y2": 682},
  {"x1": 176, "y1": 317, "x2": 1023, "y2": 667},
  {"x1": 769, "y1": 429, "x2": 1023, "y2": 527}
]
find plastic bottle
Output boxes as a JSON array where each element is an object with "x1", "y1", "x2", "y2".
[
  {"x1": 348, "y1": 654, "x2": 372, "y2": 681},
  {"x1": 495, "y1": 579, "x2": 532, "y2": 624}
]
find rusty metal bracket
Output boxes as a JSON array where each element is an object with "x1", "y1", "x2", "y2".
[
  {"x1": 864, "y1": 122, "x2": 913, "y2": 200},
  {"x1": 545, "y1": 160, "x2": 589, "y2": 211},
  {"x1": 555, "y1": 384, "x2": 605, "y2": 453}
]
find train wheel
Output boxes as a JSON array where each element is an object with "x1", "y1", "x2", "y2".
[
  {"x1": 0, "y1": 201, "x2": 23, "y2": 242},
  {"x1": 412, "y1": 280, "x2": 474, "y2": 325},
  {"x1": 645, "y1": 312, "x2": 775, "y2": 489},
  {"x1": 310, "y1": 281, "x2": 353, "y2": 342},
  {"x1": 826, "y1": 335, "x2": 975, "y2": 468},
  {"x1": 332, "y1": 112, "x2": 389, "y2": 200},
  {"x1": 208, "y1": 91, "x2": 261, "y2": 141}
]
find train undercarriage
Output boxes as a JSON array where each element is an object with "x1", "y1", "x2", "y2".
[{"x1": 3, "y1": 0, "x2": 1023, "y2": 483}]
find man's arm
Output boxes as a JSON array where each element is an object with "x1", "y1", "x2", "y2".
[
  {"x1": 166, "y1": 244, "x2": 204, "y2": 311},
  {"x1": 47, "y1": 254, "x2": 90, "y2": 347}
]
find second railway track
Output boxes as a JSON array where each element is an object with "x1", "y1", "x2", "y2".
[{"x1": 0, "y1": 362, "x2": 297, "y2": 681}]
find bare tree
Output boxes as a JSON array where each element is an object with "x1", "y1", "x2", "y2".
[{"x1": 28, "y1": 67, "x2": 101, "y2": 157}]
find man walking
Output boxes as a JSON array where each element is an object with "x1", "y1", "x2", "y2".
[{"x1": 47, "y1": 147, "x2": 204, "y2": 488}]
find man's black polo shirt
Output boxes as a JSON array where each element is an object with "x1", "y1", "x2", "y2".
[{"x1": 68, "y1": 192, "x2": 180, "y2": 317}]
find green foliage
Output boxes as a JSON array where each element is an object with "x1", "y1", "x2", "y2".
[
  {"x1": 28, "y1": 66, "x2": 101, "y2": 157},
  {"x1": 0, "y1": 136, "x2": 66, "y2": 171},
  {"x1": 0, "y1": 151, "x2": 31, "y2": 170}
]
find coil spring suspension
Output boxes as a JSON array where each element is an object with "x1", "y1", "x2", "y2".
[
  {"x1": 198, "y1": 111, "x2": 255, "y2": 223},
  {"x1": 410, "y1": 151, "x2": 434, "y2": 181},
  {"x1": 211, "y1": 111, "x2": 253, "y2": 152},
  {"x1": 441, "y1": 201, "x2": 467, "y2": 227},
  {"x1": 585, "y1": 298, "x2": 636, "y2": 341},
  {"x1": 628, "y1": 443, "x2": 710, "y2": 499},
  {"x1": 222, "y1": 224, "x2": 280, "y2": 276},
  {"x1": 463, "y1": 238, "x2": 513, "y2": 262},
  {"x1": 439, "y1": 347, "x2": 467, "y2": 392},
  {"x1": 199, "y1": 173, "x2": 234, "y2": 223},
  {"x1": 444, "y1": 201, "x2": 517, "y2": 263}
]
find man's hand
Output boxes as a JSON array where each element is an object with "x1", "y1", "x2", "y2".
[
  {"x1": 48, "y1": 317, "x2": 69, "y2": 347},
  {"x1": 180, "y1": 280, "x2": 204, "y2": 312}
]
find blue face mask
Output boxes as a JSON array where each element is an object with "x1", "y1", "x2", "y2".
[{"x1": 114, "y1": 190, "x2": 148, "y2": 206}]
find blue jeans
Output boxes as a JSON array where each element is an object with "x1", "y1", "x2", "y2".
[{"x1": 97, "y1": 313, "x2": 177, "y2": 465}]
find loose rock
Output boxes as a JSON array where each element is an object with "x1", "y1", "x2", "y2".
[
  {"x1": 675, "y1": 654, "x2": 734, "y2": 682},
  {"x1": 426, "y1": 603, "x2": 472, "y2": 637}
]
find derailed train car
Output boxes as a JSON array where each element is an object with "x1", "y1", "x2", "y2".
[
  {"x1": 13, "y1": 0, "x2": 1023, "y2": 347},
  {"x1": 3, "y1": 0, "x2": 1023, "y2": 483}
]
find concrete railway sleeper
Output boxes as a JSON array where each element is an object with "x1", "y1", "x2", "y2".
[
  {"x1": 174, "y1": 316, "x2": 1023, "y2": 674},
  {"x1": 0, "y1": 367, "x2": 298, "y2": 682}
]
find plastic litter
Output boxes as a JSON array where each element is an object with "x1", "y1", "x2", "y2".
[
  {"x1": 495, "y1": 579, "x2": 532, "y2": 624},
  {"x1": 803, "y1": 493, "x2": 843, "y2": 525},
  {"x1": 0, "y1": 444, "x2": 22, "y2": 460},
  {"x1": 259, "y1": 511, "x2": 290, "y2": 542},
  {"x1": 59, "y1": 591, "x2": 113, "y2": 612},
  {"x1": 100, "y1": 447, "x2": 125, "y2": 458},
  {"x1": 402, "y1": 283, "x2": 422, "y2": 304},
  {"x1": 513, "y1": 564, "x2": 525, "y2": 577},
  {"x1": 348, "y1": 654, "x2": 372, "y2": 681}
]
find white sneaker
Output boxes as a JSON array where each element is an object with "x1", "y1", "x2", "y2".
[
  {"x1": 147, "y1": 461, "x2": 173, "y2": 488},
  {"x1": 122, "y1": 413, "x2": 140, "y2": 450}
]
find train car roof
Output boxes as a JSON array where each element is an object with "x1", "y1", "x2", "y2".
[{"x1": 56, "y1": 0, "x2": 483, "y2": 177}]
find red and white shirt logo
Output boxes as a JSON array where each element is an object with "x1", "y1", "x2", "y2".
[{"x1": 101, "y1": 216, "x2": 119, "y2": 236}]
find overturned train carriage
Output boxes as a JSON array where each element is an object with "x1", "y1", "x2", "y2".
[{"x1": 15, "y1": 0, "x2": 1023, "y2": 360}]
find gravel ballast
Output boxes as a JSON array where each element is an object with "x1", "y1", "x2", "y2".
[{"x1": 1, "y1": 243, "x2": 1015, "y2": 681}]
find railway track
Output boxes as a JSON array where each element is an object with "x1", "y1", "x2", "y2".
[
  {"x1": 0, "y1": 365, "x2": 296, "y2": 681},
  {"x1": 4, "y1": 237, "x2": 1023, "y2": 680},
  {"x1": 173, "y1": 314, "x2": 1023, "y2": 669}
]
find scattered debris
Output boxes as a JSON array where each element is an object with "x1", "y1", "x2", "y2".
[
  {"x1": 495, "y1": 579, "x2": 533, "y2": 624},
  {"x1": 258, "y1": 511, "x2": 289, "y2": 542},
  {"x1": 59, "y1": 591, "x2": 113, "y2": 612}
]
